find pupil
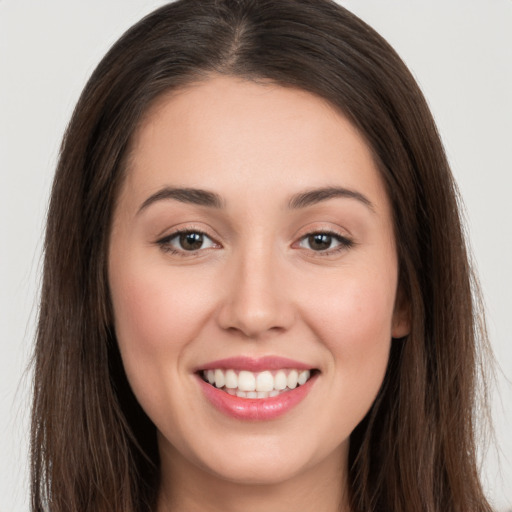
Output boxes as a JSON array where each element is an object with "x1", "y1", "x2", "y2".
[
  {"x1": 180, "y1": 232, "x2": 203, "y2": 250},
  {"x1": 309, "y1": 234, "x2": 332, "y2": 250}
]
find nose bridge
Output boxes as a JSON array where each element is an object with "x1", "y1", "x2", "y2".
[{"x1": 217, "y1": 237, "x2": 293, "y2": 337}]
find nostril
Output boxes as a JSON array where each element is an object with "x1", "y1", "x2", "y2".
[{"x1": 216, "y1": 273, "x2": 296, "y2": 338}]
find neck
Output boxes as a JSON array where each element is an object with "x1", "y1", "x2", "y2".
[{"x1": 156, "y1": 441, "x2": 351, "y2": 512}]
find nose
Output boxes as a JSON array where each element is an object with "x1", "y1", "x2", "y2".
[{"x1": 216, "y1": 245, "x2": 295, "y2": 339}]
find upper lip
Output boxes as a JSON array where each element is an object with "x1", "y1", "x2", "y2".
[{"x1": 195, "y1": 356, "x2": 315, "y2": 373}]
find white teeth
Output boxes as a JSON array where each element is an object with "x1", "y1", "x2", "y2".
[
  {"x1": 274, "y1": 370, "x2": 287, "y2": 390},
  {"x1": 298, "y1": 370, "x2": 310, "y2": 386},
  {"x1": 238, "y1": 371, "x2": 256, "y2": 391},
  {"x1": 202, "y1": 368, "x2": 314, "y2": 398},
  {"x1": 256, "y1": 371, "x2": 274, "y2": 392},
  {"x1": 214, "y1": 369, "x2": 225, "y2": 388},
  {"x1": 225, "y1": 369, "x2": 238, "y2": 389},
  {"x1": 287, "y1": 370, "x2": 298, "y2": 389}
]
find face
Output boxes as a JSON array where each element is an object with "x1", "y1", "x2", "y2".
[{"x1": 109, "y1": 76, "x2": 409, "y2": 492}]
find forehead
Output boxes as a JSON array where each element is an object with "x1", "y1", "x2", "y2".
[{"x1": 122, "y1": 75, "x2": 389, "y2": 214}]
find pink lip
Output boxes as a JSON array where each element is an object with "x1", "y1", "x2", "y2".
[
  {"x1": 196, "y1": 356, "x2": 313, "y2": 372},
  {"x1": 196, "y1": 371, "x2": 318, "y2": 421}
]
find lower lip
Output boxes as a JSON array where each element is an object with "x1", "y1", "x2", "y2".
[{"x1": 196, "y1": 373, "x2": 318, "y2": 421}]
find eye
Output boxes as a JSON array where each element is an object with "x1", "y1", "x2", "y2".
[
  {"x1": 157, "y1": 230, "x2": 219, "y2": 254},
  {"x1": 297, "y1": 232, "x2": 353, "y2": 253}
]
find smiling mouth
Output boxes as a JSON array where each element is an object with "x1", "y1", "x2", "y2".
[{"x1": 199, "y1": 368, "x2": 318, "y2": 399}]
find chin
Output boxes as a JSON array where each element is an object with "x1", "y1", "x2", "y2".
[
  {"x1": 174, "y1": 430, "x2": 347, "y2": 489},
  {"x1": 207, "y1": 455, "x2": 306, "y2": 486}
]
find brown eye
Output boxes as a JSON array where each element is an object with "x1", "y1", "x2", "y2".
[
  {"x1": 179, "y1": 232, "x2": 204, "y2": 251},
  {"x1": 297, "y1": 232, "x2": 353, "y2": 253},
  {"x1": 157, "y1": 230, "x2": 218, "y2": 253},
  {"x1": 307, "y1": 234, "x2": 333, "y2": 251}
]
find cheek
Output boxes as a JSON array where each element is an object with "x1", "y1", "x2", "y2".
[
  {"x1": 108, "y1": 257, "x2": 218, "y2": 410},
  {"x1": 301, "y1": 265, "x2": 397, "y2": 349},
  {"x1": 296, "y1": 264, "x2": 396, "y2": 418},
  {"x1": 110, "y1": 262, "x2": 212, "y2": 353},
  {"x1": 108, "y1": 259, "x2": 221, "y2": 430}
]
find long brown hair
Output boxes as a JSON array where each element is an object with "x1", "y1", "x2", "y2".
[{"x1": 31, "y1": 1, "x2": 493, "y2": 511}]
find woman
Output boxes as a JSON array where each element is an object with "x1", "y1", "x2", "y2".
[{"x1": 31, "y1": 1, "x2": 494, "y2": 511}]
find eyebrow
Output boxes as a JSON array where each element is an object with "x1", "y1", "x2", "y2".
[
  {"x1": 288, "y1": 186, "x2": 375, "y2": 212},
  {"x1": 137, "y1": 185, "x2": 374, "y2": 214},
  {"x1": 138, "y1": 187, "x2": 224, "y2": 213}
]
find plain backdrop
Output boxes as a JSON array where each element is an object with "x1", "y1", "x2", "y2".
[{"x1": 1, "y1": 1, "x2": 511, "y2": 511}]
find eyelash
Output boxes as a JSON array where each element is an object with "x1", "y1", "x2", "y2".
[
  {"x1": 295, "y1": 231, "x2": 354, "y2": 256},
  {"x1": 155, "y1": 229, "x2": 354, "y2": 257},
  {"x1": 156, "y1": 228, "x2": 220, "y2": 256}
]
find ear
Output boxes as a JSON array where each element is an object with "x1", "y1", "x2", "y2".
[{"x1": 391, "y1": 287, "x2": 411, "y2": 339}]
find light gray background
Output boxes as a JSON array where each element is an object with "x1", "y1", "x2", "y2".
[{"x1": 1, "y1": 1, "x2": 511, "y2": 511}]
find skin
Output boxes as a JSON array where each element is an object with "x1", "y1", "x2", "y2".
[{"x1": 108, "y1": 75, "x2": 409, "y2": 512}]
